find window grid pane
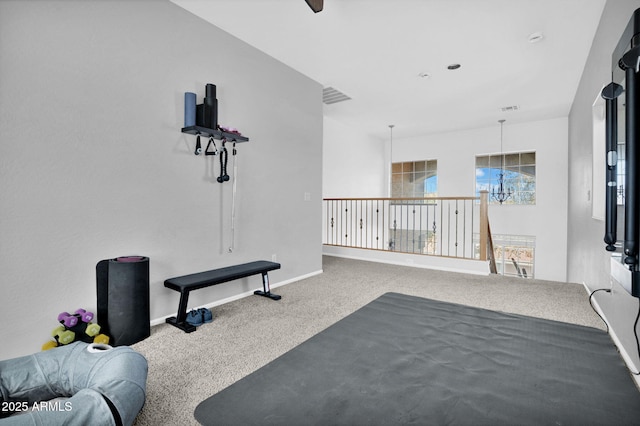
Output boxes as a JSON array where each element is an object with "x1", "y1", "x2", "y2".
[
  {"x1": 618, "y1": 142, "x2": 625, "y2": 205},
  {"x1": 475, "y1": 151, "x2": 536, "y2": 205},
  {"x1": 392, "y1": 160, "x2": 437, "y2": 198}
]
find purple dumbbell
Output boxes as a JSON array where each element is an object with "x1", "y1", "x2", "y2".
[
  {"x1": 57, "y1": 312, "x2": 78, "y2": 328},
  {"x1": 74, "y1": 309, "x2": 94, "y2": 323}
]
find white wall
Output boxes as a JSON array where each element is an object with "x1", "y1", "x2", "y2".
[
  {"x1": 0, "y1": 0, "x2": 323, "y2": 359},
  {"x1": 323, "y1": 116, "x2": 387, "y2": 197},
  {"x1": 568, "y1": 0, "x2": 640, "y2": 371},
  {"x1": 393, "y1": 118, "x2": 569, "y2": 282}
]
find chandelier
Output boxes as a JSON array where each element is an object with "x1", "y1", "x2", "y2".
[{"x1": 492, "y1": 119, "x2": 512, "y2": 204}]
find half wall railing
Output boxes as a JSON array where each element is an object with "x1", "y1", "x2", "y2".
[{"x1": 323, "y1": 191, "x2": 495, "y2": 269}]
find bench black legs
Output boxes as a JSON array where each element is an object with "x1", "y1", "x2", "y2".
[
  {"x1": 253, "y1": 271, "x2": 281, "y2": 301},
  {"x1": 164, "y1": 262, "x2": 281, "y2": 333},
  {"x1": 166, "y1": 290, "x2": 197, "y2": 333}
]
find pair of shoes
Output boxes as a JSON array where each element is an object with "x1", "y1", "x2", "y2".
[
  {"x1": 186, "y1": 309, "x2": 203, "y2": 327},
  {"x1": 185, "y1": 308, "x2": 213, "y2": 327},
  {"x1": 199, "y1": 307, "x2": 213, "y2": 323}
]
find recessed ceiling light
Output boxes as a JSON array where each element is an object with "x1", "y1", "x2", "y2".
[
  {"x1": 418, "y1": 72, "x2": 431, "y2": 78},
  {"x1": 528, "y1": 32, "x2": 544, "y2": 43},
  {"x1": 447, "y1": 64, "x2": 461, "y2": 70}
]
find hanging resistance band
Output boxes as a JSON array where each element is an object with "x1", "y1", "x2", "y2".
[
  {"x1": 217, "y1": 139, "x2": 229, "y2": 183},
  {"x1": 194, "y1": 135, "x2": 202, "y2": 155},
  {"x1": 205, "y1": 136, "x2": 218, "y2": 156}
]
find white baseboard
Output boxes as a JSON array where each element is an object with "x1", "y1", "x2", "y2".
[
  {"x1": 150, "y1": 269, "x2": 324, "y2": 327},
  {"x1": 581, "y1": 282, "x2": 640, "y2": 389},
  {"x1": 323, "y1": 246, "x2": 490, "y2": 276}
]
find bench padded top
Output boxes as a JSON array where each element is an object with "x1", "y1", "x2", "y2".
[{"x1": 164, "y1": 261, "x2": 281, "y2": 292}]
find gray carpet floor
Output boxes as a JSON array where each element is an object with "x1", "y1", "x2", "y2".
[{"x1": 131, "y1": 255, "x2": 607, "y2": 426}]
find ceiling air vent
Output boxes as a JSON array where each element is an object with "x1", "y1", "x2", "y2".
[
  {"x1": 500, "y1": 105, "x2": 520, "y2": 112},
  {"x1": 323, "y1": 87, "x2": 351, "y2": 105}
]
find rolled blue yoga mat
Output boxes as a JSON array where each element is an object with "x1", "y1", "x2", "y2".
[{"x1": 184, "y1": 92, "x2": 196, "y2": 127}]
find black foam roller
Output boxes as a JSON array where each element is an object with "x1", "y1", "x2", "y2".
[
  {"x1": 205, "y1": 83, "x2": 216, "y2": 99},
  {"x1": 96, "y1": 256, "x2": 150, "y2": 346}
]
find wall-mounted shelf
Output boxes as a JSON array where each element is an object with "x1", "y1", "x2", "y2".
[{"x1": 182, "y1": 125, "x2": 249, "y2": 143}]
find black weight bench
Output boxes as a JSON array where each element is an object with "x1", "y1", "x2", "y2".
[{"x1": 164, "y1": 260, "x2": 281, "y2": 333}]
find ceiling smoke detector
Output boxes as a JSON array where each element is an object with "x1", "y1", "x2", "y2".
[{"x1": 323, "y1": 87, "x2": 352, "y2": 105}]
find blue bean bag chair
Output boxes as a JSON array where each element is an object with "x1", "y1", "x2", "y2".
[{"x1": 0, "y1": 342, "x2": 147, "y2": 426}]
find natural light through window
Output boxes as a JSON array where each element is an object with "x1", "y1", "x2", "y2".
[
  {"x1": 474, "y1": 233, "x2": 535, "y2": 278},
  {"x1": 391, "y1": 160, "x2": 437, "y2": 198},
  {"x1": 617, "y1": 141, "x2": 626, "y2": 205},
  {"x1": 475, "y1": 152, "x2": 536, "y2": 205}
]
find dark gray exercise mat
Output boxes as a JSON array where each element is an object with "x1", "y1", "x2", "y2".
[{"x1": 195, "y1": 292, "x2": 640, "y2": 425}]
